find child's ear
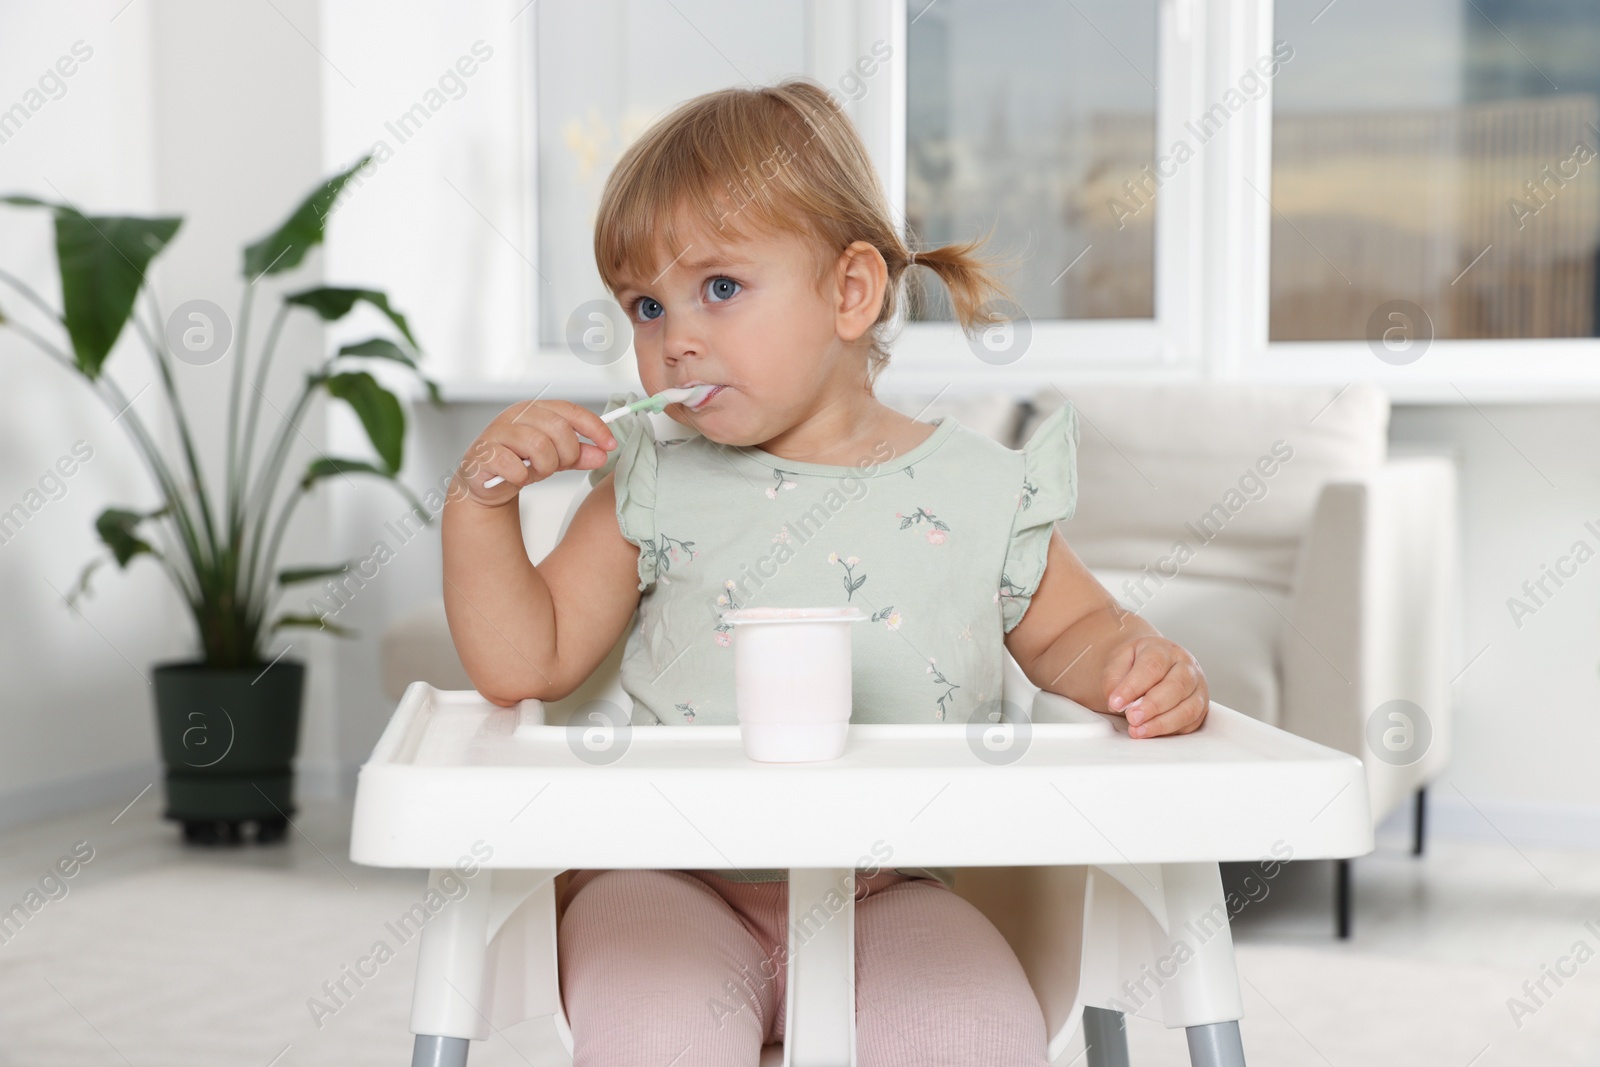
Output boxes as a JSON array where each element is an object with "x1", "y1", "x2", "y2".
[{"x1": 833, "y1": 240, "x2": 888, "y2": 342}]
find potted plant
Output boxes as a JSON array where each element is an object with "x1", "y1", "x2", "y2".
[{"x1": 0, "y1": 155, "x2": 438, "y2": 845}]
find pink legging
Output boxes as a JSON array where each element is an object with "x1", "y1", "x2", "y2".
[{"x1": 556, "y1": 866, "x2": 1051, "y2": 1066}]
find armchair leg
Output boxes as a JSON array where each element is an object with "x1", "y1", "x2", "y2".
[
  {"x1": 1082, "y1": 1006, "x2": 1129, "y2": 1067},
  {"x1": 1413, "y1": 786, "x2": 1427, "y2": 856},
  {"x1": 411, "y1": 1034, "x2": 469, "y2": 1067},
  {"x1": 1186, "y1": 1020, "x2": 1247, "y2": 1066},
  {"x1": 1335, "y1": 859, "x2": 1351, "y2": 940}
]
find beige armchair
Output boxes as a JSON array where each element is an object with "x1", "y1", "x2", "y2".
[{"x1": 1010, "y1": 383, "x2": 1455, "y2": 937}]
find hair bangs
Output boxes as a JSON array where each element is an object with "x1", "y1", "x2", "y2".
[{"x1": 594, "y1": 88, "x2": 828, "y2": 296}]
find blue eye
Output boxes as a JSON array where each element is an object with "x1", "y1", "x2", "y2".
[
  {"x1": 707, "y1": 276, "x2": 740, "y2": 302},
  {"x1": 633, "y1": 296, "x2": 663, "y2": 322}
]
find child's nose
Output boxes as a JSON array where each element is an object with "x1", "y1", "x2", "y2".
[{"x1": 662, "y1": 312, "x2": 707, "y2": 362}]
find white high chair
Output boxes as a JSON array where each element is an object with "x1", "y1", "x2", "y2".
[{"x1": 351, "y1": 438, "x2": 1374, "y2": 1067}]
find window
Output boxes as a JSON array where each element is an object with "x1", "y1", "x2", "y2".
[
  {"x1": 905, "y1": 0, "x2": 1160, "y2": 322},
  {"x1": 1270, "y1": 0, "x2": 1600, "y2": 342},
  {"x1": 891, "y1": 0, "x2": 1198, "y2": 375}
]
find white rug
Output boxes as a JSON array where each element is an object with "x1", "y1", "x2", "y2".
[{"x1": 0, "y1": 862, "x2": 1596, "y2": 1065}]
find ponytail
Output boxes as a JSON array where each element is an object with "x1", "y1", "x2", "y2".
[{"x1": 869, "y1": 225, "x2": 1019, "y2": 389}]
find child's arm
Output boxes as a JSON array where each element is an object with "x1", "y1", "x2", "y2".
[
  {"x1": 1004, "y1": 527, "x2": 1209, "y2": 739},
  {"x1": 441, "y1": 401, "x2": 640, "y2": 707}
]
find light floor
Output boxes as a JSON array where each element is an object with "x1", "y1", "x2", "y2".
[{"x1": 0, "y1": 792, "x2": 1596, "y2": 1066}]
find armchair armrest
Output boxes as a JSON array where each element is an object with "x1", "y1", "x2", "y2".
[{"x1": 1281, "y1": 456, "x2": 1457, "y2": 823}]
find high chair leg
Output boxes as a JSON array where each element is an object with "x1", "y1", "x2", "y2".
[
  {"x1": 411, "y1": 1034, "x2": 469, "y2": 1067},
  {"x1": 1185, "y1": 1020, "x2": 1245, "y2": 1066},
  {"x1": 409, "y1": 868, "x2": 493, "y2": 1054},
  {"x1": 1081, "y1": 1006, "x2": 1129, "y2": 1067},
  {"x1": 1077, "y1": 863, "x2": 1250, "y2": 1066},
  {"x1": 786, "y1": 867, "x2": 857, "y2": 1066}
]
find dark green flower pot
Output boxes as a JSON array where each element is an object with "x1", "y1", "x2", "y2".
[{"x1": 152, "y1": 659, "x2": 305, "y2": 845}]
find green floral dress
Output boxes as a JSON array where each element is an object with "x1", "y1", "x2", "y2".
[{"x1": 585, "y1": 392, "x2": 1080, "y2": 887}]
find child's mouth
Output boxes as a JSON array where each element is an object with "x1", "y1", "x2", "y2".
[{"x1": 686, "y1": 384, "x2": 725, "y2": 410}]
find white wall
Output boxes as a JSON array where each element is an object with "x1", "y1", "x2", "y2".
[
  {"x1": 319, "y1": 0, "x2": 537, "y2": 384},
  {"x1": 0, "y1": 3, "x2": 175, "y2": 820},
  {"x1": 1389, "y1": 403, "x2": 1600, "y2": 834}
]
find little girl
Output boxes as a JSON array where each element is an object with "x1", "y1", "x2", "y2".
[{"x1": 442, "y1": 78, "x2": 1208, "y2": 1066}]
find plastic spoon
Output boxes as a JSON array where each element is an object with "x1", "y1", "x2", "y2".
[{"x1": 480, "y1": 384, "x2": 718, "y2": 489}]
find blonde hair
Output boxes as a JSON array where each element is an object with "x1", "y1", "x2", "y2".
[{"x1": 593, "y1": 77, "x2": 1016, "y2": 391}]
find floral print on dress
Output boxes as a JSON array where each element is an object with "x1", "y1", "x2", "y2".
[
  {"x1": 713, "y1": 579, "x2": 743, "y2": 646},
  {"x1": 1016, "y1": 478, "x2": 1039, "y2": 511},
  {"x1": 926, "y1": 657, "x2": 961, "y2": 722},
  {"x1": 829, "y1": 553, "x2": 865, "y2": 600},
  {"x1": 870, "y1": 605, "x2": 902, "y2": 630},
  {"x1": 642, "y1": 533, "x2": 697, "y2": 585},
  {"x1": 996, "y1": 573, "x2": 1024, "y2": 614},
  {"x1": 897, "y1": 507, "x2": 949, "y2": 545},
  {"x1": 673, "y1": 700, "x2": 697, "y2": 723},
  {"x1": 765, "y1": 469, "x2": 798, "y2": 499}
]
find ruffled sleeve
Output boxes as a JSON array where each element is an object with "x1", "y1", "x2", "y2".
[
  {"x1": 999, "y1": 400, "x2": 1080, "y2": 633},
  {"x1": 587, "y1": 392, "x2": 660, "y2": 592}
]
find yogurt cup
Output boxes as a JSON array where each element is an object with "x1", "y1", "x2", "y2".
[{"x1": 719, "y1": 606, "x2": 867, "y2": 762}]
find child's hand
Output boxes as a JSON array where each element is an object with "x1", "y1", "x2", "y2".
[
  {"x1": 456, "y1": 399, "x2": 617, "y2": 507},
  {"x1": 1102, "y1": 635, "x2": 1208, "y2": 739}
]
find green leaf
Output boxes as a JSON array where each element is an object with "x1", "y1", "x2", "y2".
[
  {"x1": 65, "y1": 556, "x2": 106, "y2": 609},
  {"x1": 337, "y1": 336, "x2": 415, "y2": 366},
  {"x1": 285, "y1": 287, "x2": 418, "y2": 349},
  {"x1": 299, "y1": 456, "x2": 392, "y2": 489},
  {"x1": 298, "y1": 456, "x2": 432, "y2": 526},
  {"x1": 334, "y1": 337, "x2": 443, "y2": 405},
  {"x1": 242, "y1": 154, "x2": 373, "y2": 280},
  {"x1": 277, "y1": 563, "x2": 351, "y2": 586},
  {"x1": 1, "y1": 198, "x2": 182, "y2": 378},
  {"x1": 323, "y1": 371, "x2": 404, "y2": 473},
  {"x1": 94, "y1": 506, "x2": 160, "y2": 567},
  {"x1": 271, "y1": 612, "x2": 355, "y2": 637}
]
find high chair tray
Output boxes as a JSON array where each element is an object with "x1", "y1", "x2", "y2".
[{"x1": 351, "y1": 684, "x2": 1373, "y2": 870}]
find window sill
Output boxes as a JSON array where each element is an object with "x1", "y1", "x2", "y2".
[{"x1": 419, "y1": 343, "x2": 1600, "y2": 407}]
